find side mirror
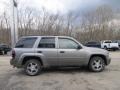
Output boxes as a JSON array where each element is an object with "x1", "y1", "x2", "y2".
[{"x1": 77, "y1": 45, "x2": 82, "y2": 49}]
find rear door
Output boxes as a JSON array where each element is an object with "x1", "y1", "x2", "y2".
[{"x1": 36, "y1": 37, "x2": 58, "y2": 66}]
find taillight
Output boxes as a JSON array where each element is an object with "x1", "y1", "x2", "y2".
[{"x1": 12, "y1": 50, "x2": 15, "y2": 58}]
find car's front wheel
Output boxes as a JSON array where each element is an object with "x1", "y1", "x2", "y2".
[
  {"x1": 24, "y1": 59, "x2": 42, "y2": 76},
  {"x1": 89, "y1": 56, "x2": 105, "y2": 72},
  {"x1": 104, "y1": 46, "x2": 107, "y2": 50}
]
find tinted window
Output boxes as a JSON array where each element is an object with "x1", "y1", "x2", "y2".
[
  {"x1": 113, "y1": 41, "x2": 117, "y2": 43},
  {"x1": 59, "y1": 38, "x2": 79, "y2": 49},
  {"x1": 113, "y1": 40, "x2": 120, "y2": 43},
  {"x1": 0, "y1": 44, "x2": 7, "y2": 47},
  {"x1": 87, "y1": 42, "x2": 100, "y2": 44},
  {"x1": 104, "y1": 41, "x2": 112, "y2": 43},
  {"x1": 15, "y1": 37, "x2": 37, "y2": 48},
  {"x1": 87, "y1": 42, "x2": 96, "y2": 44},
  {"x1": 38, "y1": 37, "x2": 55, "y2": 48},
  {"x1": 118, "y1": 41, "x2": 120, "y2": 43}
]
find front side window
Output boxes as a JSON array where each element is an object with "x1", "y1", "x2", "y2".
[
  {"x1": 58, "y1": 38, "x2": 79, "y2": 49},
  {"x1": 38, "y1": 37, "x2": 55, "y2": 48},
  {"x1": 15, "y1": 37, "x2": 37, "y2": 48}
]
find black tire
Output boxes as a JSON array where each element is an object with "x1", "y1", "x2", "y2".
[
  {"x1": 104, "y1": 46, "x2": 107, "y2": 50},
  {"x1": 112, "y1": 48, "x2": 118, "y2": 51},
  {"x1": 89, "y1": 56, "x2": 105, "y2": 72},
  {"x1": 4, "y1": 51, "x2": 7, "y2": 54},
  {"x1": 24, "y1": 59, "x2": 42, "y2": 76},
  {"x1": 1, "y1": 51, "x2": 4, "y2": 55}
]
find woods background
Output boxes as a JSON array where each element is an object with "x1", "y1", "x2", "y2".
[{"x1": 0, "y1": 5, "x2": 120, "y2": 45}]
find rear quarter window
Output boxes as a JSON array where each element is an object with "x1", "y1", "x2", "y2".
[{"x1": 15, "y1": 37, "x2": 37, "y2": 48}]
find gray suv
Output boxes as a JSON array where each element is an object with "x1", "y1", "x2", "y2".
[{"x1": 10, "y1": 36, "x2": 111, "y2": 76}]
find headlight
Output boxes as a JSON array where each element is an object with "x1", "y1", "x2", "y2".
[{"x1": 106, "y1": 51, "x2": 109, "y2": 57}]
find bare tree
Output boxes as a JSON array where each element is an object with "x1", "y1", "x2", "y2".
[{"x1": 0, "y1": 4, "x2": 120, "y2": 45}]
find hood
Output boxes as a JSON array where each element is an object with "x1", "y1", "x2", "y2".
[{"x1": 83, "y1": 46, "x2": 109, "y2": 55}]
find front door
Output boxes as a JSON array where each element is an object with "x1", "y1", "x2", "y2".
[{"x1": 58, "y1": 38, "x2": 85, "y2": 66}]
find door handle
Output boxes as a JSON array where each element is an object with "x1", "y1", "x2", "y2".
[
  {"x1": 37, "y1": 51, "x2": 42, "y2": 53},
  {"x1": 60, "y1": 51, "x2": 65, "y2": 53}
]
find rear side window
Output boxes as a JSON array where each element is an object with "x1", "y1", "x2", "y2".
[
  {"x1": 38, "y1": 37, "x2": 55, "y2": 48},
  {"x1": 15, "y1": 37, "x2": 37, "y2": 48}
]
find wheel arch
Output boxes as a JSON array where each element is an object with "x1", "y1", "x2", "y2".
[
  {"x1": 22, "y1": 56, "x2": 43, "y2": 66},
  {"x1": 88, "y1": 54, "x2": 107, "y2": 65}
]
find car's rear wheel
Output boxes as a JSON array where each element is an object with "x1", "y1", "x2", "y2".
[
  {"x1": 89, "y1": 56, "x2": 105, "y2": 72},
  {"x1": 4, "y1": 51, "x2": 7, "y2": 54},
  {"x1": 0, "y1": 50, "x2": 4, "y2": 55},
  {"x1": 24, "y1": 59, "x2": 42, "y2": 76}
]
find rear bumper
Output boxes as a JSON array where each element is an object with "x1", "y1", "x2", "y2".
[{"x1": 10, "y1": 58, "x2": 22, "y2": 68}]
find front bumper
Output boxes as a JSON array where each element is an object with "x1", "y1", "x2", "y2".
[{"x1": 106, "y1": 57, "x2": 111, "y2": 65}]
